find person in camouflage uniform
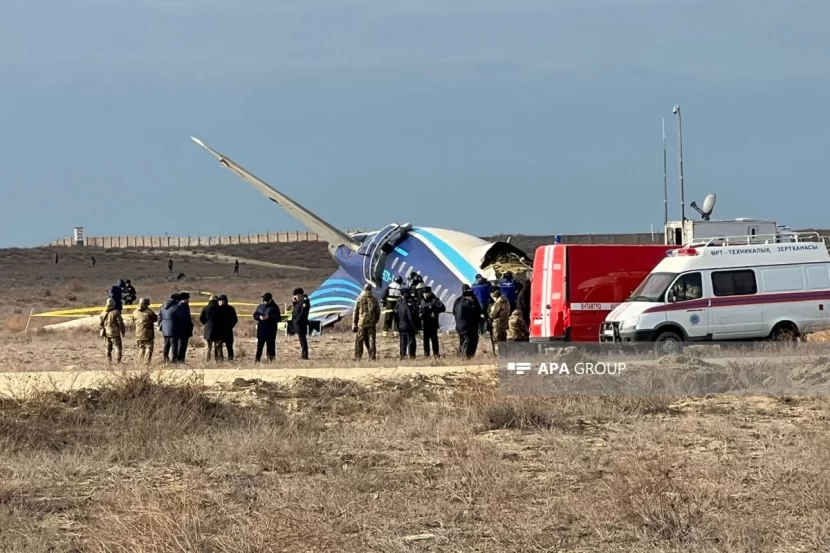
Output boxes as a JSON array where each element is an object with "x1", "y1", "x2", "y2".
[
  {"x1": 488, "y1": 289, "x2": 510, "y2": 343},
  {"x1": 132, "y1": 297, "x2": 158, "y2": 364},
  {"x1": 353, "y1": 283, "x2": 381, "y2": 361},
  {"x1": 507, "y1": 309, "x2": 529, "y2": 342},
  {"x1": 100, "y1": 298, "x2": 126, "y2": 363}
]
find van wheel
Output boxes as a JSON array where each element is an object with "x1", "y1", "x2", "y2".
[
  {"x1": 770, "y1": 322, "x2": 799, "y2": 345},
  {"x1": 653, "y1": 331, "x2": 683, "y2": 356}
]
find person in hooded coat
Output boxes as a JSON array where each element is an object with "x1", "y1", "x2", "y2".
[
  {"x1": 199, "y1": 295, "x2": 223, "y2": 361},
  {"x1": 159, "y1": 293, "x2": 180, "y2": 363}
]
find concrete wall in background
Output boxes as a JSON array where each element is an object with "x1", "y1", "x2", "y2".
[
  {"x1": 47, "y1": 229, "x2": 830, "y2": 249},
  {"x1": 47, "y1": 231, "x2": 338, "y2": 247}
]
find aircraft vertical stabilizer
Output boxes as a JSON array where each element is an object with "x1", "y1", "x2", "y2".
[{"x1": 191, "y1": 137, "x2": 360, "y2": 251}]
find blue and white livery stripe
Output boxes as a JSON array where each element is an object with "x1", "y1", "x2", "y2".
[{"x1": 409, "y1": 228, "x2": 478, "y2": 284}]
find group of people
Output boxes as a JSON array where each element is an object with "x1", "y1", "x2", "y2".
[
  {"x1": 369, "y1": 270, "x2": 532, "y2": 360},
  {"x1": 97, "y1": 271, "x2": 531, "y2": 365},
  {"x1": 98, "y1": 291, "x2": 236, "y2": 365},
  {"x1": 355, "y1": 276, "x2": 447, "y2": 360},
  {"x1": 107, "y1": 279, "x2": 137, "y2": 308},
  {"x1": 252, "y1": 288, "x2": 311, "y2": 363}
]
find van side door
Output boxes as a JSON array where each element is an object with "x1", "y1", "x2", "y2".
[
  {"x1": 710, "y1": 269, "x2": 762, "y2": 338},
  {"x1": 666, "y1": 272, "x2": 709, "y2": 339}
]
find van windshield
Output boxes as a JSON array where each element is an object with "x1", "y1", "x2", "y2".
[{"x1": 626, "y1": 272, "x2": 677, "y2": 302}]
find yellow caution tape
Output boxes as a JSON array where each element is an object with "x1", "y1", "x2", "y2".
[{"x1": 33, "y1": 302, "x2": 260, "y2": 318}]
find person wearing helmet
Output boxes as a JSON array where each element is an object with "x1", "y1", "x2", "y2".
[
  {"x1": 418, "y1": 283, "x2": 445, "y2": 357},
  {"x1": 382, "y1": 275, "x2": 403, "y2": 336},
  {"x1": 408, "y1": 272, "x2": 424, "y2": 297}
]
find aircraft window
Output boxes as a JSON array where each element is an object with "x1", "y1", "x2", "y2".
[
  {"x1": 391, "y1": 257, "x2": 399, "y2": 269},
  {"x1": 398, "y1": 262, "x2": 406, "y2": 274}
]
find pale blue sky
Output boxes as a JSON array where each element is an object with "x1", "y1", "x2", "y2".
[{"x1": 1, "y1": 0, "x2": 828, "y2": 247}]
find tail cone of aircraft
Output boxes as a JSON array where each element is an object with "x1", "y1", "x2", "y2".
[{"x1": 191, "y1": 137, "x2": 531, "y2": 330}]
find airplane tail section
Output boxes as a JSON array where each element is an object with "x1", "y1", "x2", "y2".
[
  {"x1": 307, "y1": 267, "x2": 362, "y2": 327},
  {"x1": 191, "y1": 137, "x2": 360, "y2": 251}
]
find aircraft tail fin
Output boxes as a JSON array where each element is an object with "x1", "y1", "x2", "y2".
[{"x1": 191, "y1": 137, "x2": 360, "y2": 251}]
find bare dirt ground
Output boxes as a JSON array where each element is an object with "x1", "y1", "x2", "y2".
[
  {"x1": 0, "y1": 244, "x2": 336, "y2": 335},
  {"x1": 3, "y1": 243, "x2": 830, "y2": 551}
]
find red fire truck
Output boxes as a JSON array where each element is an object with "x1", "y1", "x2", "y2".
[{"x1": 530, "y1": 244, "x2": 678, "y2": 342}]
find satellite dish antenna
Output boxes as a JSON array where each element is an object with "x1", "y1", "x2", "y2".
[{"x1": 689, "y1": 193, "x2": 716, "y2": 221}]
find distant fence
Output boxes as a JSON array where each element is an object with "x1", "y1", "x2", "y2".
[
  {"x1": 46, "y1": 230, "x2": 368, "y2": 248},
  {"x1": 48, "y1": 230, "x2": 662, "y2": 248}
]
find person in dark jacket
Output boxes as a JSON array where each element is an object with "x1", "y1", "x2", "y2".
[
  {"x1": 418, "y1": 284, "x2": 445, "y2": 358},
  {"x1": 472, "y1": 274, "x2": 491, "y2": 335},
  {"x1": 217, "y1": 294, "x2": 238, "y2": 361},
  {"x1": 159, "y1": 293, "x2": 180, "y2": 363},
  {"x1": 454, "y1": 288, "x2": 482, "y2": 359},
  {"x1": 108, "y1": 281, "x2": 123, "y2": 312},
  {"x1": 396, "y1": 288, "x2": 420, "y2": 359},
  {"x1": 290, "y1": 287, "x2": 311, "y2": 360},
  {"x1": 123, "y1": 280, "x2": 137, "y2": 305},
  {"x1": 175, "y1": 292, "x2": 193, "y2": 362},
  {"x1": 199, "y1": 295, "x2": 223, "y2": 361},
  {"x1": 254, "y1": 292, "x2": 280, "y2": 363},
  {"x1": 498, "y1": 271, "x2": 519, "y2": 311},
  {"x1": 516, "y1": 274, "x2": 531, "y2": 329}
]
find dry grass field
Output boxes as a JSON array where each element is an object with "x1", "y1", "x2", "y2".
[
  {"x1": 3, "y1": 243, "x2": 830, "y2": 551},
  {"x1": 2, "y1": 367, "x2": 830, "y2": 552}
]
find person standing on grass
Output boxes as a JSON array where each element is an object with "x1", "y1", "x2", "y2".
[
  {"x1": 254, "y1": 292, "x2": 280, "y2": 363},
  {"x1": 352, "y1": 283, "x2": 381, "y2": 361},
  {"x1": 199, "y1": 295, "x2": 223, "y2": 361},
  {"x1": 175, "y1": 292, "x2": 193, "y2": 363},
  {"x1": 454, "y1": 288, "x2": 482, "y2": 359},
  {"x1": 159, "y1": 293, "x2": 181, "y2": 363},
  {"x1": 291, "y1": 287, "x2": 311, "y2": 360},
  {"x1": 100, "y1": 298, "x2": 126, "y2": 364},
  {"x1": 217, "y1": 294, "x2": 238, "y2": 361},
  {"x1": 396, "y1": 288, "x2": 420, "y2": 359},
  {"x1": 132, "y1": 297, "x2": 158, "y2": 364}
]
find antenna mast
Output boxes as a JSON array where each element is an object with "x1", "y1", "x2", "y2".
[
  {"x1": 673, "y1": 105, "x2": 685, "y2": 221},
  {"x1": 662, "y1": 118, "x2": 668, "y2": 227}
]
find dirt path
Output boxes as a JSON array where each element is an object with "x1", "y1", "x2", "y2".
[
  {"x1": 140, "y1": 249, "x2": 313, "y2": 271},
  {"x1": 0, "y1": 364, "x2": 495, "y2": 395}
]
